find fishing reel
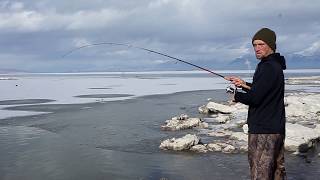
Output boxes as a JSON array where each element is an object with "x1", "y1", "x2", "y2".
[
  {"x1": 226, "y1": 85, "x2": 237, "y2": 94},
  {"x1": 226, "y1": 85, "x2": 237, "y2": 104}
]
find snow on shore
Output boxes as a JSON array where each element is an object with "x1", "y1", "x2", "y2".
[{"x1": 160, "y1": 75, "x2": 320, "y2": 154}]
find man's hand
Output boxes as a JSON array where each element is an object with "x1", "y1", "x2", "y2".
[
  {"x1": 225, "y1": 76, "x2": 245, "y2": 87},
  {"x1": 225, "y1": 76, "x2": 251, "y2": 90}
]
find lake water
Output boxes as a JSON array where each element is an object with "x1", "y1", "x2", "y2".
[{"x1": 0, "y1": 70, "x2": 320, "y2": 180}]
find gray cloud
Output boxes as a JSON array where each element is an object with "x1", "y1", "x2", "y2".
[{"x1": 0, "y1": 0, "x2": 320, "y2": 72}]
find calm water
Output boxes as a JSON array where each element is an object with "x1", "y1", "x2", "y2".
[{"x1": 0, "y1": 89, "x2": 319, "y2": 180}]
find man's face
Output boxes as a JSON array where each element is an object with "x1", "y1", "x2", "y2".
[{"x1": 253, "y1": 40, "x2": 274, "y2": 60}]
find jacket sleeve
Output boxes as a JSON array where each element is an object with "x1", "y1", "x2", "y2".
[{"x1": 234, "y1": 63, "x2": 277, "y2": 106}]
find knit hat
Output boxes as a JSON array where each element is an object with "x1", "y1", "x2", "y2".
[{"x1": 252, "y1": 28, "x2": 276, "y2": 51}]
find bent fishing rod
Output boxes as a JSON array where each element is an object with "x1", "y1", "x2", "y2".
[{"x1": 62, "y1": 42, "x2": 226, "y2": 79}]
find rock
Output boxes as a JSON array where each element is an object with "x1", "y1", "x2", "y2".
[
  {"x1": 159, "y1": 134, "x2": 200, "y2": 151},
  {"x1": 161, "y1": 114, "x2": 204, "y2": 131},
  {"x1": 233, "y1": 103, "x2": 248, "y2": 110},
  {"x1": 207, "y1": 142, "x2": 237, "y2": 153},
  {"x1": 298, "y1": 141, "x2": 314, "y2": 153},
  {"x1": 162, "y1": 92, "x2": 320, "y2": 154},
  {"x1": 208, "y1": 130, "x2": 232, "y2": 137},
  {"x1": 204, "y1": 114, "x2": 231, "y2": 124},
  {"x1": 199, "y1": 122, "x2": 209, "y2": 129},
  {"x1": 207, "y1": 143, "x2": 222, "y2": 152},
  {"x1": 285, "y1": 123, "x2": 320, "y2": 152},
  {"x1": 239, "y1": 144, "x2": 248, "y2": 152},
  {"x1": 222, "y1": 144, "x2": 236, "y2": 153},
  {"x1": 215, "y1": 142, "x2": 230, "y2": 148},
  {"x1": 242, "y1": 124, "x2": 248, "y2": 134},
  {"x1": 286, "y1": 93, "x2": 320, "y2": 122},
  {"x1": 215, "y1": 114, "x2": 231, "y2": 123},
  {"x1": 235, "y1": 119, "x2": 247, "y2": 127},
  {"x1": 176, "y1": 114, "x2": 189, "y2": 120},
  {"x1": 190, "y1": 144, "x2": 208, "y2": 153},
  {"x1": 230, "y1": 132, "x2": 248, "y2": 142},
  {"x1": 206, "y1": 102, "x2": 236, "y2": 114},
  {"x1": 286, "y1": 76, "x2": 320, "y2": 85},
  {"x1": 198, "y1": 105, "x2": 209, "y2": 114}
]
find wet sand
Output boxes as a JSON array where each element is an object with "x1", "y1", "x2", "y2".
[{"x1": 0, "y1": 90, "x2": 319, "y2": 180}]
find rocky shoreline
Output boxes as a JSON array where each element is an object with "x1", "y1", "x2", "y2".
[{"x1": 160, "y1": 77, "x2": 320, "y2": 154}]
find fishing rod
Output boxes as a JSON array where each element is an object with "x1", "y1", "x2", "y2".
[{"x1": 62, "y1": 42, "x2": 226, "y2": 79}]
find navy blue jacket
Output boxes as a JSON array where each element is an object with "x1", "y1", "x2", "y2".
[{"x1": 235, "y1": 53, "x2": 286, "y2": 135}]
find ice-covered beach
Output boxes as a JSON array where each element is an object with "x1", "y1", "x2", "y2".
[{"x1": 0, "y1": 69, "x2": 320, "y2": 180}]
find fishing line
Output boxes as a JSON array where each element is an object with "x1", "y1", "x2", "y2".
[{"x1": 62, "y1": 42, "x2": 226, "y2": 79}]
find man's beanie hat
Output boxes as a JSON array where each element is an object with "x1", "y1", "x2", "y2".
[{"x1": 252, "y1": 28, "x2": 276, "y2": 51}]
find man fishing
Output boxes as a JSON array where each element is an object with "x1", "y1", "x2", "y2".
[{"x1": 225, "y1": 28, "x2": 287, "y2": 180}]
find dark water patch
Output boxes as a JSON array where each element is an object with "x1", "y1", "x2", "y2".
[
  {"x1": 75, "y1": 94, "x2": 134, "y2": 98},
  {"x1": 285, "y1": 141, "x2": 320, "y2": 179},
  {"x1": 95, "y1": 145, "x2": 155, "y2": 155},
  {"x1": 0, "y1": 99, "x2": 55, "y2": 105},
  {"x1": 0, "y1": 114, "x2": 51, "y2": 127},
  {"x1": 30, "y1": 123, "x2": 70, "y2": 134},
  {"x1": 144, "y1": 90, "x2": 225, "y2": 102},
  {"x1": 4, "y1": 103, "x2": 86, "y2": 113}
]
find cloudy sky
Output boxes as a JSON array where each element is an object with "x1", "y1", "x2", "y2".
[{"x1": 0, "y1": 0, "x2": 319, "y2": 72}]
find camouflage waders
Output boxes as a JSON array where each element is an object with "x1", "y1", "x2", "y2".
[{"x1": 248, "y1": 134, "x2": 286, "y2": 180}]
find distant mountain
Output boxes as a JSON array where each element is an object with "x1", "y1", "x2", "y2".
[
  {"x1": 226, "y1": 54, "x2": 320, "y2": 70},
  {"x1": 1, "y1": 54, "x2": 319, "y2": 73},
  {"x1": 285, "y1": 54, "x2": 320, "y2": 69},
  {"x1": 226, "y1": 55, "x2": 258, "y2": 70}
]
